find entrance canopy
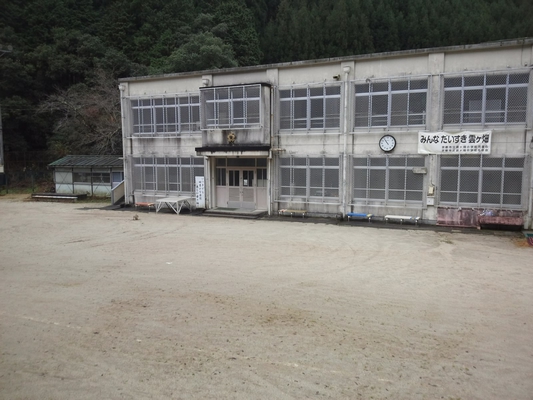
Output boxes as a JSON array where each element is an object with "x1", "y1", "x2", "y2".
[{"x1": 195, "y1": 145, "x2": 270, "y2": 157}]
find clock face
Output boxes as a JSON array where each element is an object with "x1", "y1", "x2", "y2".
[{"x1": 379, "y1": 135, "x2": 396, "y2": 152}]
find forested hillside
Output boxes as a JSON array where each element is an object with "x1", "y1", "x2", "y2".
[{"x1": 1, "y1": 0, "x2": 532, "y2": 161}]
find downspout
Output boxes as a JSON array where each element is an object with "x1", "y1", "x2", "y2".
[
  {"x1": 118, "y1": 84, "x2": 129, "y2": 204},
  {"x1": 524, "y1": 137, "x2": 533, "y2": 229},
  {"x1": 269, "y1": 86, "x2": 274, "y2": 216},
  {"x1": 341, "y1": 66, "x2": 351, "y2": 217}
]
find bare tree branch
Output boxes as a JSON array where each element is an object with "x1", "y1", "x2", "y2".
[{"x1": 39, "y1": 69, "x2": 122, "y2": 156}]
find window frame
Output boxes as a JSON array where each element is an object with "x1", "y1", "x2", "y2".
[
  {"x1": 279, "y1": 156, "x2": 341, "y2": 202},
  {"x1": 354, "y1": 77, "x2": 428, "y2": 129},
  {"x1": 130, "y1": 93, "x2": 200, "y2": 137},
  {"x1": 438, "y1": 155, "x2": 526, "y2": 209},
  {"x1": 442, "y1": 72, "x2": 529, "y2": 127},
  {"x1": 352, "y1": 155, "x2": 426, "y2": 205},
  {"x1": 279, "y1": 84, "x2": 342, "y2": 131},
  {"x1": 201, "y1": 84, "x2": 262, "y2": 130},
  {"x1": 132, "y1": 156, "x2": 204, "y2": 194}
]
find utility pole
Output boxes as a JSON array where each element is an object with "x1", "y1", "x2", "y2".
[{"x1": 0, "y1": 44, "x2": 13, "y2": 187}]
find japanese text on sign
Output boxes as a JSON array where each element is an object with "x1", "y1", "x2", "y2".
[{"x1": 418, "y1": 131, "x2": 491, "y2": 154}]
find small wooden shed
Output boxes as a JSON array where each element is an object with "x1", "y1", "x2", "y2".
[{"x1": 48, "y1": 155, "x2": 124, "y2": 197}]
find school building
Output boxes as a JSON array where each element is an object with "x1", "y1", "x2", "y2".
[{"x1": 119, "y1": 38, "x2": 533, "y2": 228}]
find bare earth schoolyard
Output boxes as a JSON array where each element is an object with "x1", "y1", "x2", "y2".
[{"x1": 0, "y1": 196, "x2": 532, "y2": 400}]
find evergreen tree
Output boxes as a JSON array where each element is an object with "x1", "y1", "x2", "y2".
[{"x1": 214, "y1": 0, "x2": 262, "y2": 66}]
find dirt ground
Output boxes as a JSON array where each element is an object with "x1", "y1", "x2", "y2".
[{"x1": 1, "y1": 196, "x2": 532, "y2": 400}]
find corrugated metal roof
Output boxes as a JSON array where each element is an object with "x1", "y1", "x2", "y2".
[{"x1": 48, "y1": 155, "x2": 123, "y2": 168}]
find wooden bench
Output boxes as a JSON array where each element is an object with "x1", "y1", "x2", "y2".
[
  {"x1": 385, "y1": 215, "x2": 420, "y2": 225},
  {"x1": 135, "y1": 202, "x2": 155, "y2": 212},
  {"x1": 279, "y1": 209, "x2": 307, "y2": 218},
  {"x1": 31, "y1": 193, "x2": 87, "y2": 202},
  {"x1": 346, "y1": 212, "x2": 373, "y2": 222}
]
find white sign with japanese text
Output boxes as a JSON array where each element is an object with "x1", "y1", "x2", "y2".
[
  {"x1": 418, "y1": 131, "x2": 491, "y2": 155},
  {"x1": 195, "y1": 176, "x2": 205, "y2": 208}
]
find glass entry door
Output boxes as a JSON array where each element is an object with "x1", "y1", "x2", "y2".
[
  {"x1": 228, "y1": 169, "x2": 255, "y2": 209},
  {"x1": 214, "y1": 158, "x2": 267, "y2": 210}
]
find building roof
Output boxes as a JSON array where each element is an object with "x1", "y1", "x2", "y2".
[
  {"x1": 119, "y1": 37, "x2": 533, "y2": 83},
  {"x1": 48, "y1": 155, "x2": 123, "y2": 168}
]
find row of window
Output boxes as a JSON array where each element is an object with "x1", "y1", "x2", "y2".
[
  {"x1": 280, "y1": 157, "x2": 341, "y2": 200},
  {"x1": 131, "y1": 95, "x2": 200, "y2": 135},
  {"x1": 132, "y1": 157, "x2": 204, "y2": 193},
  {"x1": 278, "y1": 155, "x2": 526, "y2": 208},
  {"x1": 129, "y1": 71, "x2": 530, "y2": 135},
  {"x1": 201, "y1": 85, "x2": 261, "y2": 129},
  {"x1": 72, "y1": 172, "x2": 111, "y2": 185},
  {"x1": 131, "y1": 154, "x2": 525, "y2": 209}
]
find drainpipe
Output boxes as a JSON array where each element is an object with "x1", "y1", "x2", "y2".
[
  {"x1": 118, "y1": 84, "x2": 129, "y2": 204},
  {"x1": 341, "y1": 66, "x2": 351, "y2": 217},
  {"x1": 524, "y1": 137, "x2": 533, "y2": 229}
]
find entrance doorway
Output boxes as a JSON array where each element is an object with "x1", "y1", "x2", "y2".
[
  {"x1": 228, "y1": 169, "x2": 255, "y2": 209},
  {"x1": 215, "y1": 158, "x2": 267, "y2": 210}
]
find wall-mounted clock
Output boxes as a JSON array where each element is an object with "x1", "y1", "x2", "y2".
[{"x1": 379, "y1": 134, "x2": 396, "y2": 152}]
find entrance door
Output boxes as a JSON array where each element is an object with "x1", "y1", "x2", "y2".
[{"x1": 228, "y1": 169, "x2": 255, "y2": 209}]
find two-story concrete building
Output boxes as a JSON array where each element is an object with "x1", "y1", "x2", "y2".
[{"x1": 119, "y1": 38, "x2": 533, "y2": 228}]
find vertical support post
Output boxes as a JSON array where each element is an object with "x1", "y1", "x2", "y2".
[{"x1": 341, "y1": 65, "x2": 351, "y2": 217}]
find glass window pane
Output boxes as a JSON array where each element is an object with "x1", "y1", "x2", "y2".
[
  {"x1": 390, "y1": 93, "x2": 407, "y2": 126},
  {"x1": 463, "y1": 89, "x2": 483, "y2": 123},
  {"x1": 354, "y1": 95, "x2": 370, "y2": 127},
  {"x1": 389, "y1": 169, "x2": 406, "y2": 190},
  {"x1": 440, "y1": 170, "x2": 458, "y2": 191},
  {"x1": 410, "y1": 79, "x2": 428, "y2": 90},
  {"x1": 461, "y1": 156, "x2": 481, "y2": 167},
  {"x1": 464, "y1": 76, "x2": 484, "y2": 86},
  {"x1": 507, "y1": 87, "x2": 527, "y2": 122},
  {"x1": 482, "y1": 170, "x2": 502, "y2": 192},
  {"x1": 281, "y1": 168, "x2": 291, "y2": 187},
  {"x1": 443, "y1": 91, "x2": 462, "y2": 124},
  {"x1": 505, "y1": 157, "x2": 524, "y2": 168},
  {"x1": 355, "y1": 83, "x2": 370, "y2": 93},
  {"x1": 293, "y1": 169, "x2": 307, "y2": 187},
  {"x1": 310, "y1": 169, "x2": 322, "y2": 187},
  {"x1": 324, "y1": 169, "x2": 339, "y2": 188},
  {"x1": 460, "y1": 170, "x2": 479, "y2": 192},
  {"x1": 503, "y1": 171, "x2": 522, "y2": 194},
  {"x1": 369, "y1": 170, "x2": 386, "y2": 189}
]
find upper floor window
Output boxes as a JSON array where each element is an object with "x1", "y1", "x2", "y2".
[
  {"x1": 131, "y1": 94, "x2": 200, "y2": 136},
  {"x1": 279, "y1": 84, "x2": 341, "y2": 130},
  {"x1": 354, "y1": 78, "x2": 428, "y2": 128},
  {"x1": 443, "y1": 72, "x2": 529, "y2": 126},
  {"x1": 201, "y1": 84, "x2": 261, "y2": 129}
]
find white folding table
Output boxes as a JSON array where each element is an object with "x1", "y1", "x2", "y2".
[{"x1": 155, "y1": 196, "x2": 193, "y2": 215}]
